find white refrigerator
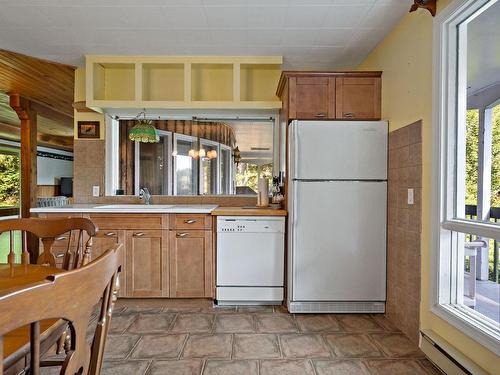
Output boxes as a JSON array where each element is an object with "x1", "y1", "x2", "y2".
[{"x1": 287, "y1": 120, "x2": 388, "y2": 313}]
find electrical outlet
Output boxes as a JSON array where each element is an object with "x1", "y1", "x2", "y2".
[
  {"x1": 407, "y1": 188, "x2": 414, "y2": 205},
  {"x1": 92, "y1": 185, "x2": 100, "y2": 197}
]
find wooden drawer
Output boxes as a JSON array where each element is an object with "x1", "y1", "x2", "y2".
[
  {"x1": 90, "y1": 214, "x2": 167, "y2": 230},
  {"x1": 170, "y1": 214, "x2": 212, "y2": 230}
]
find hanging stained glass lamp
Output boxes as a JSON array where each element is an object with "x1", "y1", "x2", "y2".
[{"x1": 129, "y1": 110, "x2": 159, "y2": 143}]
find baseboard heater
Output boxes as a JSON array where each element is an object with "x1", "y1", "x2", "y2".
[{"x1": 420, "y1": 330, "x2": 488, "y2": 375}]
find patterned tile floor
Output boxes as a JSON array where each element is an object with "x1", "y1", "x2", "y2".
[{"x1": 44, "y1": 299, "x2": 443, "y2": 375}]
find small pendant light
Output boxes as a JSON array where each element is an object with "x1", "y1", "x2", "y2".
[{"x1": 129, "y1": 109, "x2": 159, "y2": 143}]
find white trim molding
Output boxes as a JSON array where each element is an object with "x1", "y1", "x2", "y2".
[{"x1": 431, "y1": 0, "x2": 500, "y2": 355}]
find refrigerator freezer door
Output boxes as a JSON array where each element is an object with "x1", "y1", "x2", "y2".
[
  {"x1": 291, "y1": 180, "x2": 387, "y2": 301},
  {"x1": 289, "y1": 121, "x2": 387, "y2": 180}
]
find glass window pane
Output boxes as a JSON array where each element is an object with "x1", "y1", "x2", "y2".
[
  {"x1": 139, "y1": 137, "x2": 168, "y2": 195},
  {"x1": 457, "y1": 230, "x2": 500, "y2": 325},
  {"x1": 175, "y1": 137, "x2": 198, "y2": 195},
  {"x1": 453, "y1": 0, "x2": 500, "y2": 327},
  {"x1": 235, "y1": 163, "x2": 272, "y2": 195},
  {"x1": 459, "y1": 1, "x2": 500, "y2": 222},
  {"x1": 220, "y1": 147, "x2": 231, "y2": 194}
]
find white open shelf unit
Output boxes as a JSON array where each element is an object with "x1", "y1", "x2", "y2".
[{"x1": 85, "y1": 55, "x2": 283, "y2": 110}]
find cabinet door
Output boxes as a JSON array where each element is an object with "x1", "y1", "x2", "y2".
[
  {"x1": 289, "y1": 77, "x2": 335, "y2": 119},
  {"x1": 169, "y1": 230, "x2": 213, "y2": 298},
  {"x1": 126, "y1": 230, "x2": 168, "y2": 297},
  {"x1": 335, "y1": 77, "x2": 381, "y2": 120},
  {"x1": 92, "y1": 230, "x2": 126, "y2": 297}
]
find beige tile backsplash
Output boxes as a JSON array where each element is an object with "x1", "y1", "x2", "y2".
[{"x1": 387, "y1": 120, "x2": 422, "y2": 343}]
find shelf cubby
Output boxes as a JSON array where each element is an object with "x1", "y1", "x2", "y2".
[
  {"x1": 142, "y1": 63, "x2": 184, "y2": 101},
  {"x1": 191, "y1": 63, "x2": 233, "y2": 102},
  {"x1": 92, "y1": 63, "x2": 135, "y2": 101},
  {"x1": 240, "y1": 63, "x2": 282, "y2": 102}
]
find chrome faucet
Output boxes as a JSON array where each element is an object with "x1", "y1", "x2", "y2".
[{"x1": 139, "y1": 187, "x2": 152, "y2": 205}]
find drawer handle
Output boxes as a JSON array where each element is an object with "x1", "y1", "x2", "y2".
[
  {"x1": 55, "y1": 253, "x2": 65, "y2": 258},
  {"x1": 55, "y1": 236, "x2": 67, "y2": 241},
  {"x1": 133, "y1": 232, "x2": 145, "y2": 237},
  {"x1": 105, "y1": 232, "x2": 116, "y2": 237},
  {"x1": 344, "y1": 112, "x2": 355, "y2": 118},
  {"x1": 176, "y1": 232, "x2": 189, "y2": 238},
  {"x1": 315, "y1": 112, "x2": 326, "y2": 117},
  {"x1": 184, "y1": 219, "x2": 197, "y2": 224}
]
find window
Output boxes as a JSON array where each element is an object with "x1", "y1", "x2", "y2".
[
  {"x1": 432, "y1": 0, "x2": 500, "y2": 352},
  {"x1": 119, "y1": 118, "x2": 275, "y2": 196},
  {"x1": 173, "y1": 134, "x2": 199, "y2": 196}
]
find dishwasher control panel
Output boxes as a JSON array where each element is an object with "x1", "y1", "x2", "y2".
[{"x1": 217, "y1": 216, "x2": 285, "y2": 233}]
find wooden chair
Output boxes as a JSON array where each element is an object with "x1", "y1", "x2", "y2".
[
  {"x1": 0, "y1": 243, "x2": 123, "y2": 375},
  {"x1": 0, "y1": 218, "x2": 98, "y2": 373},
  {"x1": 0, "y1": 217, "x2": 97, "y2": 269}
]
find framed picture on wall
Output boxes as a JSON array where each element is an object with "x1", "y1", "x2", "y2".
[{"x1": 77, "y1": 121, "x2": 100, "y2": 139}]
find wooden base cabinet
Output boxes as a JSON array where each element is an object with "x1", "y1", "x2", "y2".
[
  {"x1": 38, "y1": 213, "x2": 213, "y2": 298},
  {"x1": 169, "y1": 230, "x2": 213, "y2": 298},
  {"x1": 92, "y1": 229, "x2": 126, "y2": 297},
  {"x1": 125, "y1": 229, "x2": 169, "y2": 298}
]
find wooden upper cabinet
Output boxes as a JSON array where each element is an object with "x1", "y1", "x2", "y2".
[
  {"x1": 277, "y1": 71, "x2": 381, "y2": 121},
  {"x1": 335, "y1": 77, "x2": 381, "y2": 120},
  {"x1": 169, "y1": 230, "x2": 213, "y2": 298},
  {"x1": 288, "y1": 77, "x2": 335, "y2": 119},
  {"x1": 125, "y1": 229, "x2": 168, "y2": 297}
]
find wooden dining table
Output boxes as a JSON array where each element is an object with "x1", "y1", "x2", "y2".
[
  {"x1": 0, "y1": 263, "x2": 62, "y2": 291},
  {"x1": 0, "y1": 263, "x2": 65, "y2": 374}
]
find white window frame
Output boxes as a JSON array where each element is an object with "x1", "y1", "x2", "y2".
[
  {"x1": 219, "y1": 144, "x2": 233, "y2": 195},
  {"x1": 431, "y1": 0, "x2": 500, "y2": 354},
  {"x1": 134, "y1": 130, "x2": 173, "y2": 196},
  {"x1": 172, "y1": 133, "x2": 198, "y2": 196}
]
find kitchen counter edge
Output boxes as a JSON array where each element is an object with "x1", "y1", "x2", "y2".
[{"x1": 30, "y1": 205, "x2": 219, "y2": 214}]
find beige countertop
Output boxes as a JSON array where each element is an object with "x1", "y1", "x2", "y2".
[{"x1": 211, "y1": 206, "x2": 287, "y2": 217}]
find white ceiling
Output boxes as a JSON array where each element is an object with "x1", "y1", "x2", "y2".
[
  {"x1": 0, "y1": 0, "x2": 412, "y2": 69},
  {"x1": 467, "y1": 0, "x2": 500, "y2": 95}
]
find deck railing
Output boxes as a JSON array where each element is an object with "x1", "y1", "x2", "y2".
[{"x1": 465, "y1": 204, "x2": 500, "y2": 283}]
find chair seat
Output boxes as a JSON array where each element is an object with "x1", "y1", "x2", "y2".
[{"x1": 3, "y1": 319, "x2": 67, "y2": 370}]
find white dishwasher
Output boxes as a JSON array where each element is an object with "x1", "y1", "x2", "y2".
[{"x1": 216, "y1": 216, "x2": 285, "y2": 305}]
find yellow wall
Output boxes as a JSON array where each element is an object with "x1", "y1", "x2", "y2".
[
  {"x1": 358, "y1": 2, "x2": 498, "y2": 373},
  {"x1": 74, "y1": 67, "x2": 105, "y2": 140}
]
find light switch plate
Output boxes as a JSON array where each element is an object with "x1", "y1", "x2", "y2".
[
  {"x1": 408, "y1": 188, "x2": 414, "y2": 205},
  {"x1": 92, "y1": 185, "x2": 100, "y2": 197}
]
